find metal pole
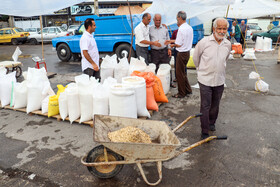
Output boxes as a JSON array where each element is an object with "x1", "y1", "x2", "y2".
[
  {"x1": 127, "y1": 0, "x2": 134, "y2": 62},
  {"x1": 94, "y1": 0, "x2": 99, "y2": 16},
  {"x1": 39, "y1": 16, "x2": 44, "y2": 60},
  {"x1": 225, "y1": 5, "x2": 230, "y2": 18}
]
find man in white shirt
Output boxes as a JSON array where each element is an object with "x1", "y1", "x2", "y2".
[
  {"x1": 193, "y1": 18, "x2": 231, "y2": 139},
  {"x1": 80, "y1": 18, "x2": 100, "y2": 78},
  {"x1": 165, "y1": 11, "x2": 193, "y2": 98},
  {"x1": 134, "y1": 13, "x2": 161, "y2": 64}
]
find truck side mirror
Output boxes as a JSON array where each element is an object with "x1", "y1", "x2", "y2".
[{"x1": 74, "y1": 29, "x2": 81, "y2": 35}]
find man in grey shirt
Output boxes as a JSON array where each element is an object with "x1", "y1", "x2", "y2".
[
  {"x1": 193, "y1": 18, "x2": 231, "y2": 139},
  {"x1": 149, "y1": 14, "x2": 172, "y2": 73}
]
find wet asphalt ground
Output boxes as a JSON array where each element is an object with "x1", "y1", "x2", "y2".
[{"x1": 0, "y1": 43, "x2": 279, "y2": 187}]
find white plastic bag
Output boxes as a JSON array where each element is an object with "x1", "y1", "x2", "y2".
[
  {"x1": 243, "y1": 48, "x2": 256, "y2": 60},
  {"x1": 114, "y1": 57, "x2": 129, "y2": 83},
  {"x1": 255, "y1": 79, "x2": 269, "y2": 92},
  {"x1": 12, "y1": 47, "x2": 22, "y2": 62},
  {"x1": 249, "y1": 71, "x2": 260, "y2": 79},
  {"x1": 248, "y1": 71, "x2": 269, "y2": 92}
]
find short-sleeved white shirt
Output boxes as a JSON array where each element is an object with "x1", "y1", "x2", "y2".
[
  {"x1": 175, "y1": 22, "x2": 193, "y2": 52},
  {"x1": 80, "y1": 31, "x2": 99, "y2": 71},
  {"x1": 135, "y1": 21, "x2": 150, "y2": 47}
]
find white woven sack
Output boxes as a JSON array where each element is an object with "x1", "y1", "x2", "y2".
[
  {"x1": 243, "y1": 48, "x2": 256, "y2": 60},
  {"x1": 41, "y1": 96, "x2": 49, "y2": 114},
  {"x1": 14, "y1": 81, "x2": 27, "y2": 109},
  {"x1": 129, "y1": 57, "x2": 147, "y2": 75},
  {"x1": 26, "y1": 85, "x2": 47, "y2": 114},
  {"x1": 0, "y1": 72, "x2": 16, "y2": 106},
  {"x1": 109, "y1": 84, "x2": 137, "y2": 119},
  {"x1": 79, "y1": 86, "x2": 93, "y2": 123},
  {"x1": 145, "y1": 63, "x2": 156, "y2": 74},
  {"x1": 157, "y1": 64, "x2": 171, "y2": 94},
  {"x1": 66, "y1": 84, "x2": 80, "y2": 124},
  {"x1": 114, "y1": 57, "x2": 129, "y2": 83},
  {"x1": 58, "y1": 91, "x2": 68, "y2": 120},
  {"x1": 122, "y1": 76, "x2": 150, "y2": 118},
  {"x1": 92, "y1": 84, "x2": 109, "y2": 119},
  {"x1": 0, "y1": 67, "x2": 6, "y2": 76},
  {"x1": 101, "y1": 54, "x2": 117, "y2": 83}
]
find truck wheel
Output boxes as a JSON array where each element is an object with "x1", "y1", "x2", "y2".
[
  {"x1": 30, "y1": 38, "x2": 38, "y2": 45},
  {"x1": 57, "y1": 43, "x2": 72, "y2": 62},
  {"x1": 73, "y1": 53, "x2": 81, "y2": 61},
  {"x1": 86, "y1": 145, "x2": 124, "y2": 179},
  {"x1": 115, "y1": 43, "x2": 135, "y2": 59},
  {"x1": 11, "y1": 39, "x2": 18, "y2": 45}
]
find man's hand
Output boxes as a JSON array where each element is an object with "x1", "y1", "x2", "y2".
[
  {"x1": 92, "y1": 63, "x2": 99, "y2": 71},
  {"x1": 164, "y1": 40, "x2": 171, "y2": 45},
  {"x1": 168, "y1": 49, "x2": 172, "y2": 57},
  {"x1": 152, "y1": 40, "x2": 161, "y2": 47}
]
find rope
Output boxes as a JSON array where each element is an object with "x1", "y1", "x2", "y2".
[{"x1": 231, "y1": 14, "x2": 265, "y2": 93}]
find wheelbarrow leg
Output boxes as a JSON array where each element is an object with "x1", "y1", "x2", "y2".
[{"x1": 136, "y1": 161, "x2": 162, "y2": 186}]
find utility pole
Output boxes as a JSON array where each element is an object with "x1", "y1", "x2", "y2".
[{"x1": 94, "y1": 0, "x2": 99, "y2": 16}]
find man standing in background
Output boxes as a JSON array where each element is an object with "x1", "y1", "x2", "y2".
[
  {"x1": 149, "y1": 13, "x2": 172, "y2": 73},
  {"x1": 193, "y1": 18, "x2": 231, "y2": 139},
  {"x1": 80, "y1": 18, "x2": 100, "y2": 79},
  {"x1": 240, "y1": 20, "x2": 248, "y2": 48},
  {"x1": 134, "y1": 13, "x2": 161, "y2": 64},
  {"x1": 165, "y1": 11, "x2": 193, "y2": 98}
]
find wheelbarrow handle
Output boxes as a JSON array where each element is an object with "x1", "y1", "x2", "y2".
[
  {"x1": 136, "y1": 161, "x2": 162, "y2": 186},
  {"x1": 172, "y1": 113, "x2": 202, "y2": 133},
  {"x1": 175, "y1": 135, "x2": 228, "y2": 157}
]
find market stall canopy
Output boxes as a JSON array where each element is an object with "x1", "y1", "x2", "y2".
[
  {"x1": 115, "y1": 5, "x2": 145, "y2": 16},
  {"x1": 0, "y1": 0, "x2": 85, "y2": 17},
  {"x1": 144, "y1": 0, "x2": 280, "y2": 26}
]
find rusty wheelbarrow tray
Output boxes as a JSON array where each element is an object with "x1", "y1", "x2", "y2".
[{"x1": 81, "y1": 114, "x2": 227, "y2": 186}]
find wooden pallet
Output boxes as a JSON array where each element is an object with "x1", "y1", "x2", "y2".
[
  {"x1": 1, "y1": 92, "x2": 171, "y2": 127},
  {"x1": 3, "y1": 105, "x2": 94, "y2": 127}
]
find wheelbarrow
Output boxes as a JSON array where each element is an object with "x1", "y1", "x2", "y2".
[
  {"x1": 81, "y1": 114, "x2": 227, "y2": 186},
  {"x1": 0, "y1": 60, "x2": 22, "y2": 78}
]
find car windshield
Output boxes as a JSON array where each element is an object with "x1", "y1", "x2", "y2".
[
  {"x1": 15, "y1": 28, "x2": 24, "y2": 32},
  {"x1": 249, "y1": 25, "x2": 261, "y2": 30},
  {"x1": 69, "y1": 25, "x2": 78, "y2": 29},
  {"x1": 60, "y1": 27, "x2": 67, "y2": 31}
]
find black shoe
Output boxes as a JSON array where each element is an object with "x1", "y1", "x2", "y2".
[
  {"x1": 201, "y1": 133, "x2": 209, "y2": 140},
  {"x1": 209, "y1": 124, "x2": 216, "y2": 131}
]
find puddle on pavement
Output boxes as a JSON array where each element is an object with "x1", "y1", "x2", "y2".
[
  {"x1": 26, "y1": 119, "x2": 53, "y2": 126},
  {"x1": 0, "y1": 54, "x2": 32, "y2": 61}
]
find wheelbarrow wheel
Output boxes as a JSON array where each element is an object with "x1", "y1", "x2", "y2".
[
  {"x1": 86, "y1": 145, "x2": 124, "y2": 179},
  {"x1": 12, "y1": 66, "x2": 22, "y2": 78}
]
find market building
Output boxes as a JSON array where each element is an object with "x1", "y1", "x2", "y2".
[{"x1": 1, "y1": 0, "x2": 152, "y2": 29}]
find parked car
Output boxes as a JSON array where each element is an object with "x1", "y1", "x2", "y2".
[
  {"x1": 0, "y1": 27, "x2": 29, "y2": 45},
  {"x1": 252, "y1": 26, "x2": 280, "y2": 43},
  {"x1": 24, "y1": 27, "x2": 41, "y2": 34},
  {"x1": 28, "y1": 26, "x2": 68, "y2": 44},
  {"x1": 52, "y1": 15, "x2": 204, "y2": 62},
  {"x1": 67, "y1": 25, "x2": 79, "y2": 35}
]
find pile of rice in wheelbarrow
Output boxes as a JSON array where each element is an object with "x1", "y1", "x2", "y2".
[{"x1": 108, "y1": 126, "x2": 152, "y2": 144}]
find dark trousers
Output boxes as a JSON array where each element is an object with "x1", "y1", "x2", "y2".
[
  {"x1": 199, "y1": 82, "x2": 224, "y2": 134},
  {"x1": 240, "y1": 32, "x2": 245, "y2": 47},
  {"x1": 172, "y1": 48, "x2": 177, "y2": 80},
  {"x1": 151, "y1": 48, "x2": 170, "y2": 73},
  {"x1": 176, "y1": 51, "x2": 192, "y2": 96},
  {"x1": 83, "y1": 68, "x2": 100, "y2": 80},
  {"x1": 136, "y1": 44, "x2": 149, "y2": 65}
]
